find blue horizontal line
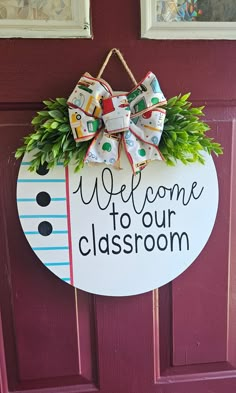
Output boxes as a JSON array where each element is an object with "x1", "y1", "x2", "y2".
[
  {"x1": 17, "y1": 179, "x2": 65, "y2": 183},
  {"x1": 17, "y1": 198, "x2": 35, "y2": 202},
  {"x1": 52, "y1": 230, "x2": 68, "y2": 234},
  {"x1": 21, "y1": 162, "x2": 64, "y2": 166},
  {"x1": 33, "y1": 246, "x2": 69, "y2": 250},
  {"x1": 45, "y1": 262, "x2": 69, "y2": 266},
  {"x1": 20, "y1": 215, "x2": 67, "y2": 218},
  {"x1": 62, "y1": 278, "x2": 70, "y2": 282},
  {"x1": 25, "y1": 230, "x2": 68, "y2": 235},
  {"x1": 17, "y1": 198, "x2": 66, "y2": 202}
]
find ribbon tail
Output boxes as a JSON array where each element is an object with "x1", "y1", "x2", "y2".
[
  {"x1": 123, "y1": 131, "x2": 163, "y2": 174},
  {"x1": 130, "y1": 108, "x2": 166, "y2": 146},
  {"x1": 84, "y1": 129, "x2": 122, "y2": 168}
]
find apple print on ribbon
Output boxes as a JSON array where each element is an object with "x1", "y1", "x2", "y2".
[
  {"x1": 138, "y1": 149, "x2": 146, "y2": 157},
  {"x1": 102, "y1": 142, "x2": 112, "y2": 153},
  {"x1": 151, "y1": 97, "x2": 159, "y2": 105}
]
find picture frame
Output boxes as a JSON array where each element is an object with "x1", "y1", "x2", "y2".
[
  {"x1": 140, "y1": 0, "x2": 236, "y2": 40},
  {"x1": 0, "y1": 0, "x2": 92, "y2": 39}
]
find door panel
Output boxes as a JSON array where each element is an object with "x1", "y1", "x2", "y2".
[
  {"x1": 0, "y1": 110, "x2": 98, "y2": 391},
  {"x1": 155, "y1": 119, "x2": 236, "y2": 392},
  {"x1": 172, "y1": 123, "x2": 231, "y2": 367}
]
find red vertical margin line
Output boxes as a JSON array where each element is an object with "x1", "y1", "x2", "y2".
[{"x1": 65, "y1": 166, "x2": 74, "y2": 285}]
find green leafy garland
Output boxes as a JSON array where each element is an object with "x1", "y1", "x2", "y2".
[{"x1": 15, "y1": 94, "x2": 223, "y2": 171}]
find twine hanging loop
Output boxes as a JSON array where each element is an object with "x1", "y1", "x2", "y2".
[{"x1": 97, "y1": 48, "x2": 137, "y2": 86}]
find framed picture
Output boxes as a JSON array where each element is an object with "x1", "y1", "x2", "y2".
[
  {"x1": 140, "y1": 0, "x2": 236, "y2": 39},
  {"x1": 0, "y1": 0, "x2": 92, "y2": 38}
]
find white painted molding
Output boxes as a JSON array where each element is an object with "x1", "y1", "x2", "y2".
[
  {"x1": 0, "y1": 0, "x2": 92, "y2": 39},
  {"x1": 140, "y1": 0, "x2": 236, "y2": 40}
]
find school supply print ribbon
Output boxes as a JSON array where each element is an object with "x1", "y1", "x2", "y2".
[{"x1": 67, "y1": 71, "x2": 167, "y2": 174}]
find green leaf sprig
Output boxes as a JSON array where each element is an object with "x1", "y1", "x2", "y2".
[
  {"x1": 15, "y1": 93, "x2": 223, "y2": 172},
  {"x1": 160, "y1": 93, "x2": 223, "y2": 165},
  {"x1": 15, "y1": 98, "x2": 89, "y2": 172}
]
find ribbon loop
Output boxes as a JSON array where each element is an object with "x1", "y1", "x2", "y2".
[
  {"x1": 68, "y1": 107, "x2": 102, "y2": 141},
  {"x1": 127, "y1": 72, "x2": 166, "y2": 117},
  {"x1": 67, "y1": 71, "x2": 167, "y2": 174}
]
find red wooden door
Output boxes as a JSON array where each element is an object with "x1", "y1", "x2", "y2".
[{"x1": 1, "y1": 1, "x2": 236, "y2": 392}]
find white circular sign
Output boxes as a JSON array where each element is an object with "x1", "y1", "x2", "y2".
[{"x1": 17, "y1": 152, "x2": 219, "y2": 296}]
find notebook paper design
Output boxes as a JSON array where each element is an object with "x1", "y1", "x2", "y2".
[{"x1": 17, "y1": 151, "x2": 219, "y2": 296}]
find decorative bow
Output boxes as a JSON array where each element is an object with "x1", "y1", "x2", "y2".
[{"x1": 67, "y1": 72, "x2": 167, "y2": 174}]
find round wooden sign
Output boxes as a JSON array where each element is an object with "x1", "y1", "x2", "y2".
[{"x1": 17, "y1": 151, "x2": 219, "y2": 296}]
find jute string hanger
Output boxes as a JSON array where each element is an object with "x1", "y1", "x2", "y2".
[{"x1": 97, "y1": 48, "x2": 138, "y2": 86}]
